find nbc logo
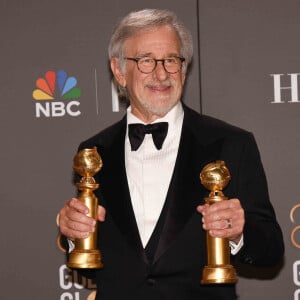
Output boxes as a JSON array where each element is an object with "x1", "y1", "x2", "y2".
[{"x1": 33, "y1": 70, "x2": 81, "y2": 118}]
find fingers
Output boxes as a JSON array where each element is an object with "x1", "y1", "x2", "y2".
[
  {"x1": 197, "y1": 199, "x2": 244, "y2": 243},
  {"x1": 58, "y1": 198, "x2": 97, "y2": 240},
  {"x1": 97, "y1": 205, "x2": 106, "y2": 222},
  {"x1": 68, "y1": 197, "x2": 89, "y2": 215}
]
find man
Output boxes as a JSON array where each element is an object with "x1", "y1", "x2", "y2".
[{"x1": 58, "y1": 9, "x2": 284, "y2": 300}]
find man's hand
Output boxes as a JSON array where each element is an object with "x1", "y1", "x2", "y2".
[
  {"x1": 197, "y1": 198, "x2": 244, "y2": 244},
  {"x1": 58, "y1": 198, "x2": 106, "y2": 240}
]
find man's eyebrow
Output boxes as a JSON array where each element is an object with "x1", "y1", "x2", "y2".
[{"x1": 134, "y1": 52, "x2": 152, "y2": 58}]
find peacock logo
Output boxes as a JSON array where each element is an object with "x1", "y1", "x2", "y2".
[{"x1": 33, "y1": 70, "x2": 81, "y2": 118}]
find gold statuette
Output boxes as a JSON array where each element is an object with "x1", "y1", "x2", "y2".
[
  {"x1": 200, "y1": 160, "x2": 237, "y2": 284},
  {"x1": 67, "y1": 147, "x2": 103, "y2": 269}
]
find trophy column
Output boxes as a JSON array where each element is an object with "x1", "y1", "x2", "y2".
[
  {"x1": 67, "y1": 147, "x2": 103, "y2": 269},
  {"x1": 200, "y1": 160, "x2": 237, "y2": 284}
]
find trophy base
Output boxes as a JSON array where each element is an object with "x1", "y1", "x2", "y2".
[
  {"x1": 67, "y1": 249, "x2": 103, "y2": 269},
  {"x1": 201, "y1": 264, "x2": 237, "y2": 284}
]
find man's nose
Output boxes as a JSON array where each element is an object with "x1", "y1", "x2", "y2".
[{"x1": 153, "y1": 61, "x2": 169, "y2": 80}]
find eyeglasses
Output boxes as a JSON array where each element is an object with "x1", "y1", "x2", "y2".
[{"x1": 125, "y1": 56, "x2": 185, "y2": 74}]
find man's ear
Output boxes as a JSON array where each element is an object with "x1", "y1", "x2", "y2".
[{"x1": 110, "y1": 58, "x2": 126, "y2": 88}]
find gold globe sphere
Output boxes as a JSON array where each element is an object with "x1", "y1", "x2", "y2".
[
  {"x1": 73, "y1": 147, "x2": 103, "y2": 178},
  {"x1": 200, "y1": 160, "x2": 231, "y2": 192}
]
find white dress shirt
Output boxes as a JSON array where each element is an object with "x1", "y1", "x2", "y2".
[{"x1": 125, "y1": 102, "x2": 184, "y2": 247}]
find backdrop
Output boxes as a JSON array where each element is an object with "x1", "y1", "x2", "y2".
[{"x1": 1, "y1": 1, "x2": 299, "y2": 299}]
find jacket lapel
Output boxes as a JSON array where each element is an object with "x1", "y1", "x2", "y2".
[
  {"x1": 153, "y1": 107, "x2": 223, "y2": 263},
  {"x1": 99, "y1": 119, "x2": 147, "y2": 263}
]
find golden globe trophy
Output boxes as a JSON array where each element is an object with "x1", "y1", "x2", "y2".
[
  {"x1": 67, "y1": 147, "x2": 103, "y2": 269},
  {"x1": 200, "y1": 160, "x2": 237, "y2": 284}
]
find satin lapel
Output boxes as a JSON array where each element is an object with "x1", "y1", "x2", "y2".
[
  {"x1": 153, "y1": 114, "x2": 223, "y2": 263},
  {"x1": 100, "y1": 122, "x2": 147, "y2": 263}
]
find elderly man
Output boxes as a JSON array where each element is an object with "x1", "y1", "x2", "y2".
[{"x1": 58, "y1": 8, "x2": 284, "y2": 300}]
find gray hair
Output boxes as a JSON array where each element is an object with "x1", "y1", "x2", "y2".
[{"x1": 108, "y1": 8, "x2": 193, "y2": 70}]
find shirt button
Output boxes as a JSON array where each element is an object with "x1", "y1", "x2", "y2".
[
  {"x1": 244, "y1": 256, "x2": 254, "y2": 264},
  {"x1": 146, "y1": 277, "x2": 156, "y2": 285}
]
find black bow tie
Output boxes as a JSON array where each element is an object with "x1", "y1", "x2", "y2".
[{"x1": 128, "y1": 122, "x2": 168, "y2": 151}]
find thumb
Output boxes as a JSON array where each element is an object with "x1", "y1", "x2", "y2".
[{"x1": 97, "y1": 205, "x2": 106, "y2": 222}]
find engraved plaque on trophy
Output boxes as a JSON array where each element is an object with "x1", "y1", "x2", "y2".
[
  {"x1": 200, "y1": 160, "x2": 237, "y2": 284},
  {"x1": 67, "y1": 147, "x2": 103, "y2": 269}
]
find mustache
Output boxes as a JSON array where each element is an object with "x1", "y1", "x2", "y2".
[{"x1": 145, "y1": 79, "x2": 175, "y2": 88}]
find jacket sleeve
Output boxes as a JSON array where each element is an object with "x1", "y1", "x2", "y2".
[{"x1": 224, "y1": 132, "x2": 284, "y2": 266}]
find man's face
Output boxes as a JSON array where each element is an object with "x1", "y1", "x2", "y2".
[{"x1": 111, "y1": 25, "x2": 186, "y2": 122}]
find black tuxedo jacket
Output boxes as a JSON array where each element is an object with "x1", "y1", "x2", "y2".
[{"x1": 76, "y1": 105, "x2": 284, "y2": 300}]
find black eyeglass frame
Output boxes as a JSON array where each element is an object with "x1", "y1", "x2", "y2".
[{"x1": 125, "y1": 56, "x2": 186, "y2": 74}]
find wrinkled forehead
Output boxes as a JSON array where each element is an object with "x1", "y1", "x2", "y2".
[{"x1": 123, "y1": 25, "x2": 181, "y2": 56}]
